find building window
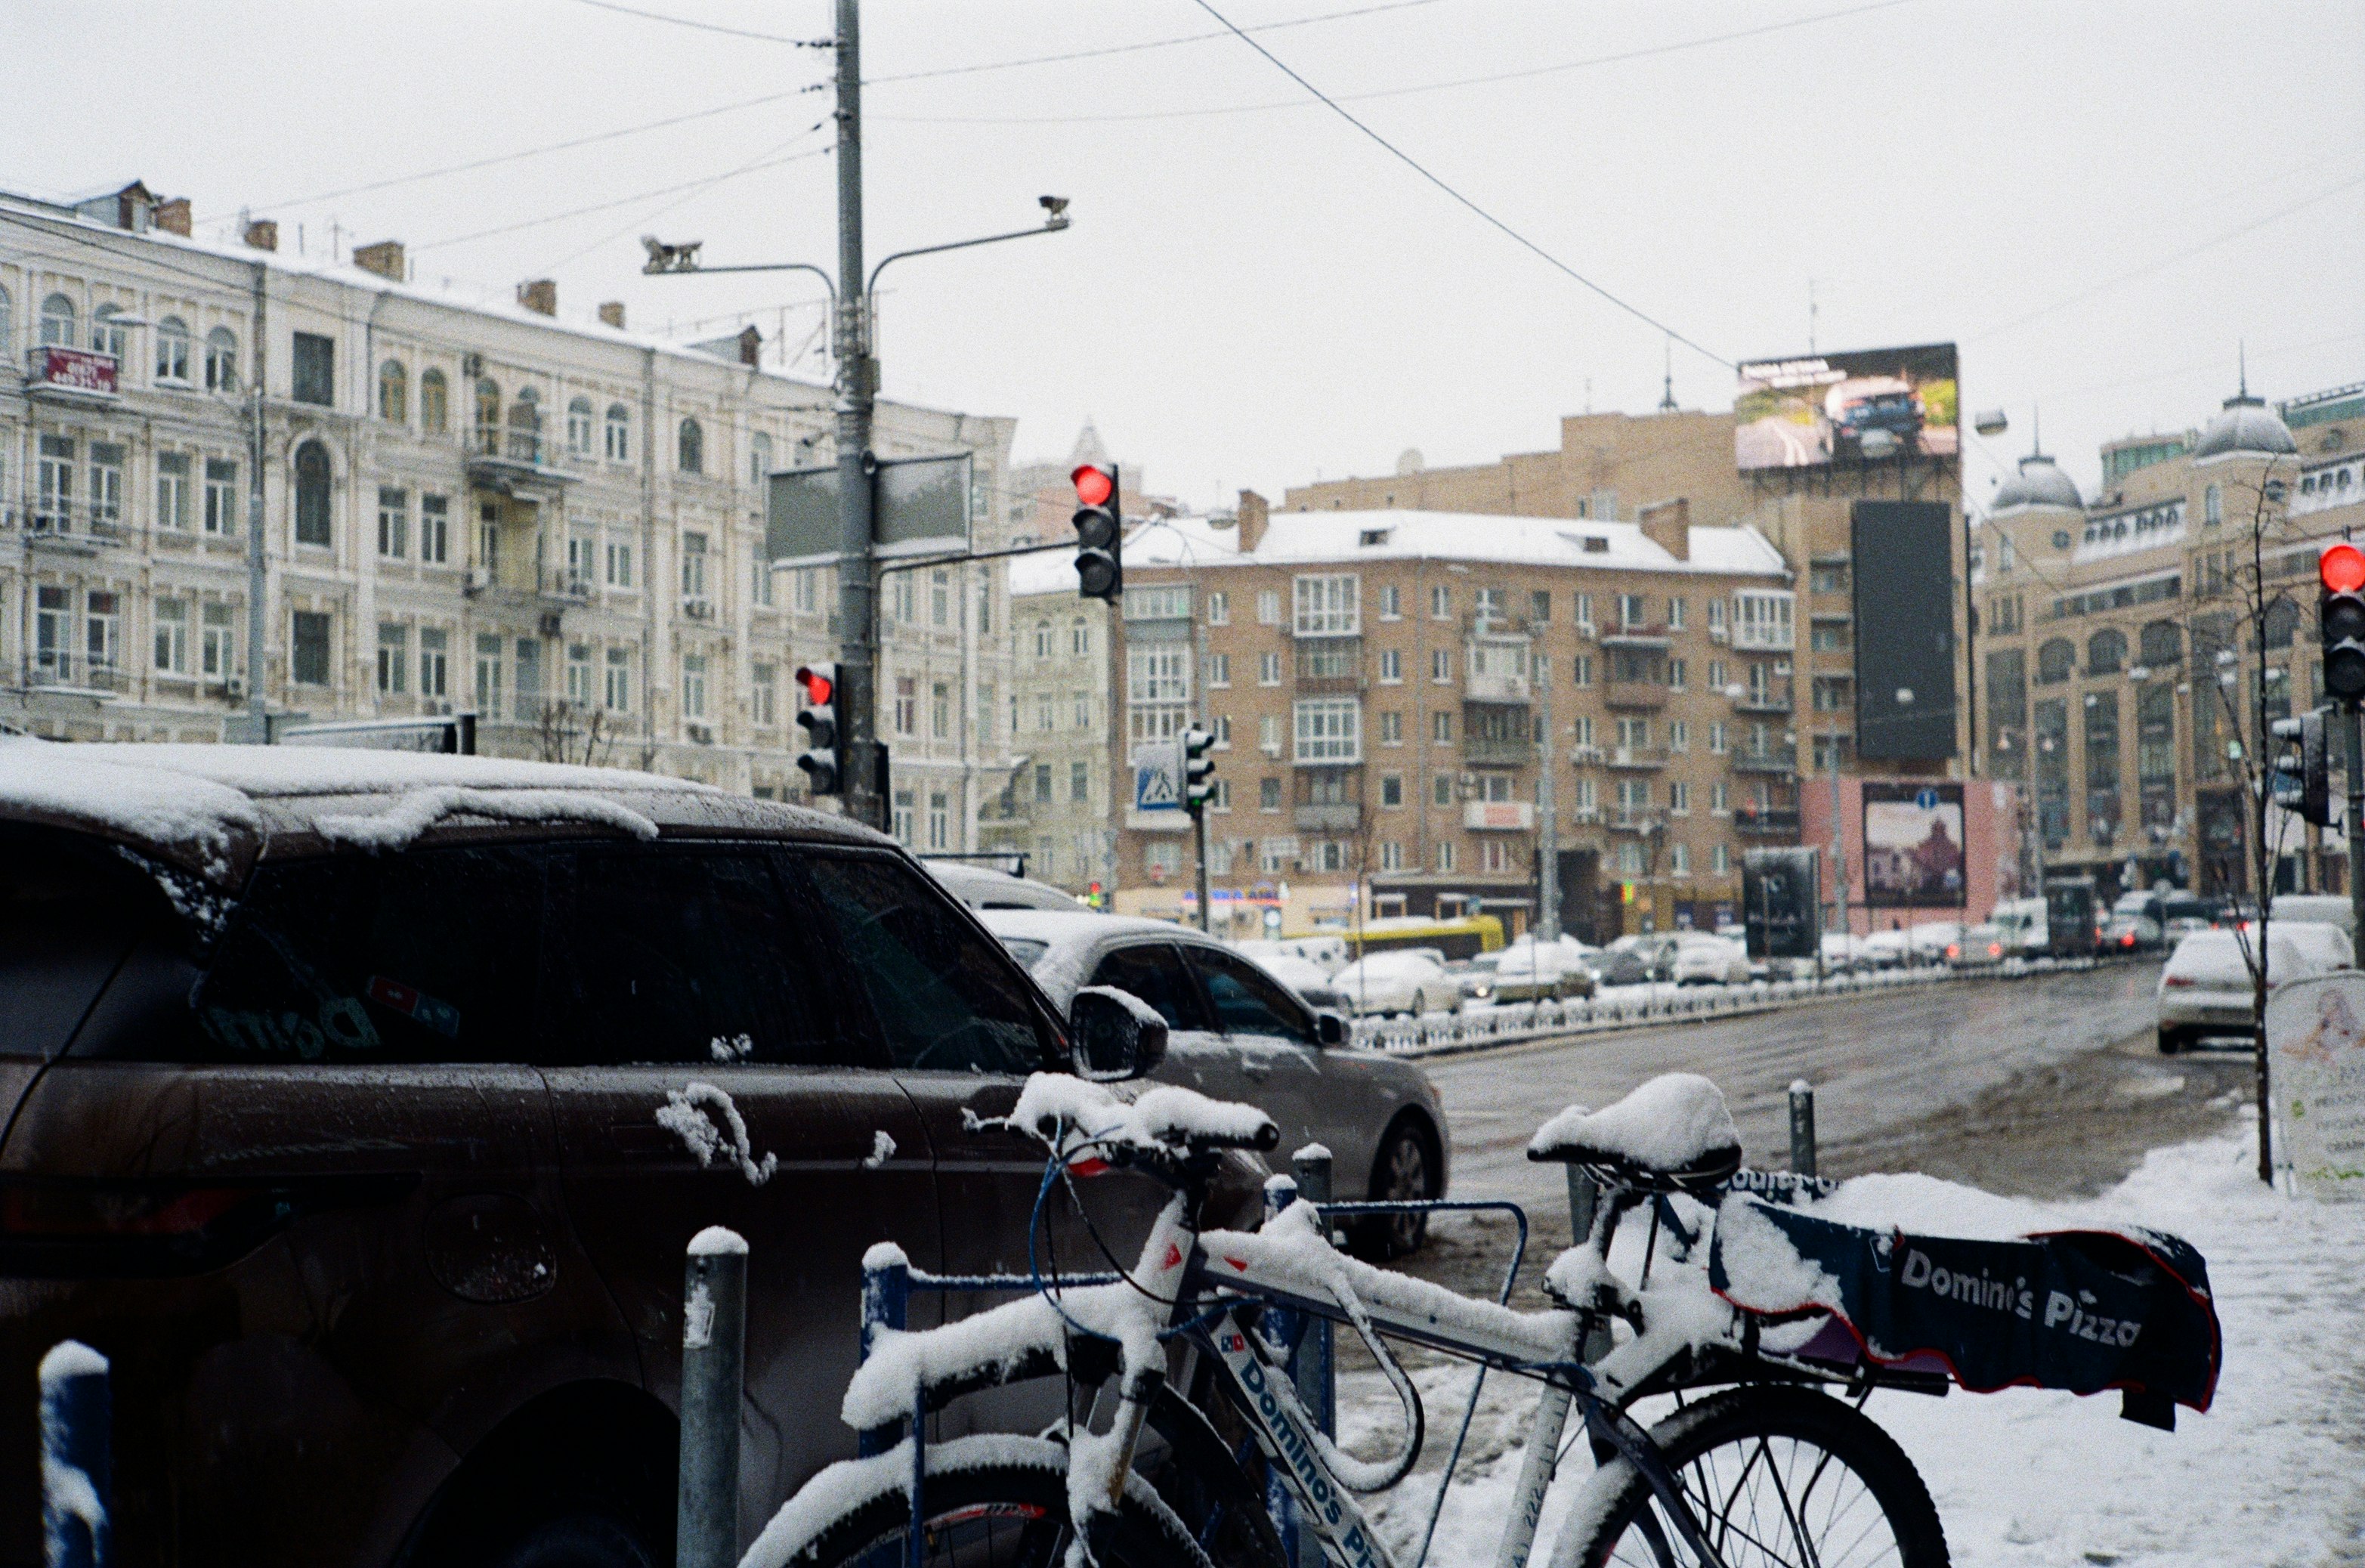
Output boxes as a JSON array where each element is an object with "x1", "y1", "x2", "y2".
[
  {"x1": 1668, "y1": 596, "x2": 1686, "y2": 632},
  {"x1": 1207, "y1": 590, "x2": 1229, "y2": 625},
  {"x1": 1669, "y1": 781, "x2": 1691, "y2": 815},
  {"x1": 604, "y1": 647, "x2": 633, "y2": 711},
  {"x1": 292, "y1": 441, "x2": 332, "y2": 546},
  {"x1": 1260, "y1": 652, "x2": 1282, "y2": 685},
  {"x1": 1380, "y1": 710, "x2": 1403, "y2": 744},
  {"x1": 1207, "y1": 652, "x2": 1231, "y2": 688},
  {"x1": 567, "y1": 396, "x2": 595, "y2": 456},
  {"x1": 1379, "y1": 648, "x2": 1402, "y2": 682},
  {"x1": 1071, "y1": 760, "x2": 1090, "y2": 803},
  {"x1": 379, "y1": 360, "x2": 407, "y2": 422},
  {"x1": 928, "y1": 793, "x2": 950, "y2": 851},
  {"x1": 369, "y1": 487, "x2": 405, "y2": 558},
  {"x1": 291, "y1": 610, "x2": 332, "y2": 686},
  {"x1": 39, "y1": 293, "x2": 75, "y2": 348},
  {"x1": 292, "y1": 331, "x2": 335, "y2": 407},
  {"x1": 2203, "y1": 484, "x2": 2221, "y2": 527},
  {"x1": 1430, "y1": 648, "x2": 1451, "y2": 682},
  {"x1": 420, "y1": 368, "x2": 448, "y2": 434},
  {"x1": 1294, "y1": 698, "x2": 1361, "y2": 763},
  {"x1": 749, "y1": 431, "x2": 772, "y2": 487},
  {"x1": 1377, "y1": 584, "x2": 1402, "y2": 620},
  {"x1": 1124, "y1": 584, "x2": 1191, "y2": 620},
  {"x1": 606, "y1": 537, "x2": 633, "y2": 589},
  {"x1": 932, "y1": 682, "x2": 951, "y2": 740},
  {"x1": 1259, "y1": 777, "x2": 1283, "y2": 812},
  {"x1": 1380, "y1": 773, "x2": 1404, "y2": 807},
  {"x1": 678, "y1": 417, "x2": 704, "y2": 474},
  {"x1": 567, "y1": 642, "x2": 593, "y2": 706},
  {"x1": 1257, "y1": 589, "x2": 1281, "y2": 625},
  {"x1": 1436, "y1": 841, "x2": 1456, "y2": 872},
  {"x1": 605, "y1": 404, "x2": 631, "y2": 462},
  {"x1": 155, "y1": 316, "x2": 191, "y2": 382},
  {"x1": 1708, "y1": 720, "x2": 1727, "y2": 755},
  {"x1": 680, "y1": 654, "x2": 708, "y2": 722},
  {"x1": 202, "y1": 459, "x2": 239, "y2": 536},
  {"x1": 89, "y1": 305, "x2": 128, "y2": 361},
  {"x1": 1294, "y1": 574, "x2": 1360, "y2": 636},
  {"x1": 929, "y1": 571, "x2": 950, "y2": 626},
  {"x1": 468, "y1": 633, "x2": 503, "y2": 719},
  {"x1": 409, "y1": 493, "x2": 444, "y2": 564},
  {"x1": 1260, "y1": 714, "x2": 1281, "y2": 753},
  {"x1": 1071, "y1": 620, "x2": 1089, "y2": 656},
  {"x1": 1430, "y1": 584, "x2": 1451, "y2": 618},
  {"x1": 1531, "y1": 589, "x2": 1551, "y2": 623},
  {"x1": 894, "y1": 791, "x2": 917, "y2": 847},
  {"x1": 155, "y1": 452, "x2": 190, "y2": 531},
  {"x1": 201, "y1": 602, "x2": 233, "y2": 681},
  {"x1": 419, "y1": 626, "x2": 449, "y2": 699},
  {"x1": 681, "y1": 532, "x2": 710, "y2": 602},
  {"x1": 515, "y1": 637, "x2": 540, "y2": 715},
  {"x1": 204, "y1": 326, "x2": 239, "y2": 391},
  {"x1": 894, "y1": 676, "x2": 917, "y2": 735},
  {"x1": 1073, "y1": 690, "x2": 1091, "y2": 731},
  {"x1": 87, "y1": 443, "x2": 124, "y2": 530},
  {"x1": 153, "y1": 598, "x2": 189, "y2": 675},
  {"x1": 1430, "y1": 710, "x2": 1452, "y2": 744}
]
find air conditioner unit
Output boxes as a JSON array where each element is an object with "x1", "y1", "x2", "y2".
[
  {"x1": 1575, "y1": 622, "x2": 1597, "y2": 639},
  {"x1": 687, "y1": 721, "x2": 716, "y2": 745},
  {"x1": 1773, "y1": 661, "x2": 1792, "y2": 677},
  {"x1": 464, "y1": 568, "x2": 492, "y2": 594},
  {"x1": 1708, "y1": 627, "x2": 1730, "y2": 645},
  {"x1": 682, "y1": 595, "x2": 715, "y2": 621}
]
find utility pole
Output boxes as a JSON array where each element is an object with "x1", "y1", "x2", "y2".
[
  {"x1": 244, "y1": 262, "x2": 267, "y2": 734},
  {"x1": 2345, "y1": 707, "x2": 2364, "y2": 969},
  {"x1": 1538, "y1": 671, "x2": 1560, "y2": 939},
  {"x1": 832, "y1": 0, "x2": 883, "y2": 831}
]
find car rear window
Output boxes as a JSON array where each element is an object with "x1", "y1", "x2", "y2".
[{"x1": 0, "y1": 825, "x2": 184, "y2": 1059}]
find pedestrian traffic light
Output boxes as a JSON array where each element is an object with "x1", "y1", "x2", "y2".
[
  {"x1": 2320, "y1": 542, "x2": 2365, "y2": 701},
  {"x1": 2270, "y1": 710, "x2": 2330, "y2": 826},
  {"x1": 794, "y1": 663, "x2": 846, "y2": 795},
  {"x1": 1072, "y1": 462, "x2": 1121, "y2": 604},
  {"x1": 1182, "y1": 725, "x2": 1216, "y2": 815}
]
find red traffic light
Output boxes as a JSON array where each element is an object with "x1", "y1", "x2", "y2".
[
  {"x1": 795, "y1": 666, "x2": 834, "y2": 706},
  {"x1": 2323, "y1": 543, "x2": 2365, "y2": 594},
  {"x1": 1071, "y1": 464, "x2": 1114, "y2": 508}
]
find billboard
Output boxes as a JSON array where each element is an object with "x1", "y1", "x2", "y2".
[
  {"x1": 1863, "y1": 782, "x2": 1966, "y2": 908},
  {"x1": 1852, "y1": 500, "x2": 1958, "y2": 759},
  {"x1": 1742, "y1": 847, "x2": 1821, "y2": 960},
  {"x1": 1734, "y1": 343, "x2": 1958, "y2": 471}
]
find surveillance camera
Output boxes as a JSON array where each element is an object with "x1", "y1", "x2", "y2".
[{"x1": 1038, "y1": 195, "x2": 1069, "y2": 216}]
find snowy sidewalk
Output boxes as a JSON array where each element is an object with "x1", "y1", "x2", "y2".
[{"x1": 1335, "y1": 1128, "x2": 2365, "y2": 1566}]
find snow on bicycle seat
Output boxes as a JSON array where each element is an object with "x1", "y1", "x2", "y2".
[{"x1": 1526, "y1": 1072, "x2": 1742, "y2": 1193}]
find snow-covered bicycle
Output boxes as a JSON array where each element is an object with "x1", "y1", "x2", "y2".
[{"x1": 747, "y1": 1049, "x2": 2219, "y2": 1568}]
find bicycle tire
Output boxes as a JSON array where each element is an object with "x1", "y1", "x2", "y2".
[
  {"x1": 768, "y1": 1435, "x2": 1213, "y2": 1568},
  {"x1": 1553, "y1": 1386, "x2": 1949, "y2": 1568}
]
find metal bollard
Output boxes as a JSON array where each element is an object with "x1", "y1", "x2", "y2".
[
  {"x1": 41, "y1": 1340, "x2": 110, "y2": 1568},
  {"x1": 1260, "y1": 1174, "x2": 1301, "y2": 1566},
  {"x1": 676, "y1": 1227, "x2": 748, "y2": 1568},
  {"x1": 1788, "y1": 1080, "x2": 1818, "y2": 1180}
]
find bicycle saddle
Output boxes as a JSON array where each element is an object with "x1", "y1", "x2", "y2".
[{"x1": 1526, "y1": 1072, "x2": 1742, "y2": 1195}]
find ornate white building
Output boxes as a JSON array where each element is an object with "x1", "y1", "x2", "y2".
[{"x1": 0, "y1": 181, "x2": 1020, "y2": 850}]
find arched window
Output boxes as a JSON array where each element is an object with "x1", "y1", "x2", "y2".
[
  {"x1": 604, "y1": 404, "x2": 631, "y2": 463},
  {"x1": 2263, "y1": 598, "x2": 2299, "y2": 650},
  {"x1": 39, "y1": 293, "x2": 76, "y2": 348},
  {"x1": 293, "y1": 441, "x2": 333, "y2": 546},
  {"x1": 474, "y1": 378, "x2": 501, "y2": 454},
  {"x1": 378, "y1": 360, "x2": 407, "y2": 423},
  {"x1": 205, "y1": 326, "x2": 239, "y2": 391},
  {"x1": 507, "y1": 386, "x2": 542, "y2": 462},
  {"x1": 91, "y1": 305, "x2": 128, "y2": 362},
  {"x1": 0, "y1": 287, "x2": 13, "y2": 353},
  {"x1": 567, "y1": 396, "x2": 595, "y2": 457},
  {"x1": 749, "y1": 431, "x2": 773, "y2": 487},
  {"x1": 2138, "y1": 620, "x2": 2181, "y2": 667},
  {"x1": 419, "y1": 369, "x2": 448, "y2": 435},
  {"x1": 2038, "y1": 638, "x2": 2075, "y2": 684},
  {"x1": 154, "y1": 316, "x2": 191, "y2": 382},
  {"x1": 2086, "y1": 627, "x2": 2126, "y2": 675},
  {"x1": 678, "y1": 416, "x2": 703, "y2": 475},
  {"x1": 2204, "y1": 484, "x2": 2222, "y2": 526}
]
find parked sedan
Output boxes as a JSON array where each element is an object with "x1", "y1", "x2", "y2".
[
  {"x1": 1946, "y1": 923, "x2": 2009, "y2": 966},
  {"x1": 1669, "y1": 932, "x2": 1752, "y2": 986},
  {"x1": 1455, "y1": 947, "x2": 1597, "y2": 1005},
  {"x1": 1331, "y1": 950, "x2": 1463, "y2": 1018},
  {"x1": 979, "y1": 910, "x2": 1450, "y2": 1256},
  {"x1": 1580, "y1": 946, "x2": 1659, "y2": 988},
  {"x1": 1256, "y1": 952, "x2": 1352, "y2": 1013},
  {"x1": 2156, "y1": 926, "x2": 2312, "y2": 1052}
]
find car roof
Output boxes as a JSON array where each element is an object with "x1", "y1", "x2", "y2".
[
  {"x1": 975, "y1": 908, "x2": 1229, "y2": 1006},
  {"x1": 923, "y1": 859, "x2": 1084, "y2": 911},
  {"x1": 0, "y1": 737, "x2": 883, "y2": 888}
]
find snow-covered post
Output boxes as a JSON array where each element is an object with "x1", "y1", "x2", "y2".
[
  {"x1": 1260, "y1": 1174, "x2": 1301, "y2": 1563},
  {"x1": 676, "y1": 1227, "x2": 747, "y2": 1568},
  {"x1": 857, "y1": 1242, "x2": 910, "y2": 1459},
  {"x1": 1289, "y1": 1146, "x2": 1336, "y2": 1437},
  {"x1": 1788, "y1": 1080, "x2": 1818, "y2": 1179},
  {"x1": 41, "y1": 1339, "x2": 110, "y2": 1568}
]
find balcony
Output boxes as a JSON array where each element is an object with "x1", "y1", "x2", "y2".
[
  {"x1": 1733, "y1": 806, "x2": 1802, "y2": 837},
  {"x1": 1730, "y1": 685, "x2": 1793, "y2": 715},
  {"x1": 23, "y1": 503, "x2": 128, "y2": 553},
  {"x1": 466, "y1": 422, "x2": 576, "y2": 492},
  {"x1": 543, "y1": 568, "x2": 595, "y2": 604},
  {"x1": 1730, "y1": 746, "x2": 1798, "y2": 775},
  {"x1": 25, "y1": 347, "x2": 119, "y2": 403},
  {"x1": 1294, "y1": 638, "x2": 1362, "y2": 694},
  {"x1": 1464, "y1": 639, "x2": 1532, "y2": 704},
  {"x1": 1604, "y1": 679, "x2": 1665, "y2": 710},
  {"x1": 1294, "y1": 802, "x2": 1362, "y2": 833},
  {"x1": 1600, "y1": 620, "x2": 1671, "y2": 648},
  {"x1": 1463, "y1": 799, "x2": 1535, "y2": 831},
  {"x1": 1462, "y1": 731, "x2": 1536, "y2": 765},
  {"x1": 1605, "y1": 809, "x2": 1662, "y2": 833},
  {"x1": 1604, "y1": 744, "x2": 1669, "y2": 769}
]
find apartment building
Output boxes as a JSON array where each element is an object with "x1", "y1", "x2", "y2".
[
  {"x1": 0, "y1": 180, "x2": 1020, "y2": 849},
  {"x1": 1111, "y1": 493, "x2": 1799, "y2": 939},
  {"x1": 1972, "y1": 379, "x2": 2365, "y2": 902}
]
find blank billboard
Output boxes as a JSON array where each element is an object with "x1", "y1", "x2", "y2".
[{"x1": 1851, "y1": 499, "x2": 1957, "y2": 760}]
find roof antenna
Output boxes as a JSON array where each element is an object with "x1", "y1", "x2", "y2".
[
  {"x1": 1657, "y1": 335, "x2": 1677, "y2": 413},
  {"x1": 2030, "y1": 404, "x2": 2042, "y2": 458}
]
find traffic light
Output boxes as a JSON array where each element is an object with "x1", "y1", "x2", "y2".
[
  {"x1": 794, "y1": 663, "x2": 847, "y2": 795},
  {"x1": 1182, "y1": 725, "x2": 1216, "y2": 815},
  {"x1": 2320, "y1": 542, "x2": 2365, "y2": 701},
  {"x1": 1072, "y1": 462, "x2": 1121, "y2": 604},
  {"x1": 2271, "y1": 710, "x2": 2330, "y2": 826}
]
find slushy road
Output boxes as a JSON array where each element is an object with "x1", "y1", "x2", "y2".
[{"x1": 1429, "y1": 960, "x2": 2166, "y2": 1206}]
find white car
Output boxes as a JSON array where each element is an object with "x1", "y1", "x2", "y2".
[
  {"x1": 1332, "y1": 950, "x2": 1461, "y2": 1017},
  {"x1": 1232, "y1": 935, "x2": 1351, "y2": 976},
  {"x1": 1254, "y1": 953, "x2": 1351, "y2": 1013},
  {"x1": 923, "y1": 860, "x2": 1085, "y2": 911},
  {"x1": 1668, "y1": 932, "x2": 1751, "y2": 986},
  {"x1": 2156, "y1": 926, "x2": 2313, "y2": 1053},
  {"x1": 2274, "y1": 920, "x2": 2352, "y2": 977},
  {"x1": 1906, "y1": 921, "x2": 1963, "y2": 965}
]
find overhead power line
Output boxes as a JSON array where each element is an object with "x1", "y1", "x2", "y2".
[
  {"x1": 862, "y1": 0, "x2": 1441, "y2": 83},
  {"x1": 570, "y1": 0, "x2": 827, "y2": 45},
  {"x1": 878, "y1": 0, "x2": 1914, "y2": 124},
  {"x1": 415, "y1": 138, "x2": 830, "y2": 253},
  {"x1": 536, "y1": 125, "x2": 826, "y2": 275},
  {"x1": 1184, "y1": 0, "x2": 1730, "y2": 369}
]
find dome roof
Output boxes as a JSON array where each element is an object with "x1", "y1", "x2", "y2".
[
  {"x1": 1992, "y1": 451, "x2": 2082, "y2": 513},
  {"x1": 2193, "y1": 391, "x2": 2295, "y2": 461}
]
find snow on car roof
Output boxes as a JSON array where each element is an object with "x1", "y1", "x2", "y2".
[{"x1": 975, "y1": 908, "x2": 1211, "y2": 1007}]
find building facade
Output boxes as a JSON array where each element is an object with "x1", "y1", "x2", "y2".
[
  {"x1": 1111, "y1": 493, "x2": 1799, "y2": 939},
  {"x1": 1, "y1": 181, "x2": 1023, "y2": 850},
  {"x1": 1972, "y1": 379, "x2": 2365, "y2": 902}
]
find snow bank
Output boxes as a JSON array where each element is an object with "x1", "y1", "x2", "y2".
[{"x1": 1527, "y1": 1073, "x2": 1741, "y2": 1170}]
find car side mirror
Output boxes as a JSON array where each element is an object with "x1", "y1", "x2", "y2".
[
  {"x1": 1314, "y1": 1010, "x2": 1348, "y2": 1047},
  {"x1": 1068, "y1": 986, "x2": 1170, "y2": 1082}
]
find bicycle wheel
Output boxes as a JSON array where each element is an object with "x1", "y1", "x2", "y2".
[
  {"x1": 775, "y1": 1437, "x2": 1211, "y2": 1568},
  {"x1": 1554, "y1": 1386, "x2": 1949, "y2": 1568}
]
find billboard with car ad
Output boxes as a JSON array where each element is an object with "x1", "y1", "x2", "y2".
[
  {"x1": 1863, "y1": 781, "x2": 1967, "y2": 908},
  {"x1": 1734, "y1": 343, "x2": 1959, "y2": 471}
]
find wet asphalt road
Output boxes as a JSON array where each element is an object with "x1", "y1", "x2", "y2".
[{"x1": 1430, "y1": 961, "x2": 2166, "y2": 1206}]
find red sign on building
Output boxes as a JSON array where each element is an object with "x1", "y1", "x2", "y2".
[{"x1": 28, "y1": 347, "x2": 118, "y2": 395}]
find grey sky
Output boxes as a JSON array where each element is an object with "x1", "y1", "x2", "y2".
[{"x1": 9, "y1": 1, "x2": 2360, "y2": 509}]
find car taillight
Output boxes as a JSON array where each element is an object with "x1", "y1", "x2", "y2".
[
  {"x1": 1987, "y1": 942, "x2": 2003, "y2": 959},
  {"x1": 2121, "y1": 932, "x2": 2137, "y2": 947},
  {"x1": 1945, "y1": 944, "x2": 1960, "y2": 960},
  {"x1": 2163, "y1": 975, "x2": 2194, "y2": 988}
]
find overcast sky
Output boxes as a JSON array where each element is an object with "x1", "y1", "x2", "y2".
[{"x1": 10, "y1": 1, "x2": 2362, "y2": 511}]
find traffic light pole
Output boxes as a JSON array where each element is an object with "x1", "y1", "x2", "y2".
[
  {"x1": 2345, "y1": 703, "x2": 2365, "y2": 970},
  {"x1": 830, "y1": 0, "x2": 884, "y2": 832},
  {"x1": 1193, "y1": 806, "x2": 1210, "y2": 933}
]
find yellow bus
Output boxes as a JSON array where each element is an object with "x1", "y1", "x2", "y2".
[{"x1": 1346, "y1": 914, "x2": 1506, "y2": 963}]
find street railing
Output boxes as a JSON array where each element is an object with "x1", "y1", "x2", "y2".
[{"x1": 1350, "y1": 955, "x2": 2101, "y2": 1058}]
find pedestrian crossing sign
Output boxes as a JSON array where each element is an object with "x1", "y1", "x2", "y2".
[{"x1": 1133, "y1": 740, "x2": 1183, "y2": 811}]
